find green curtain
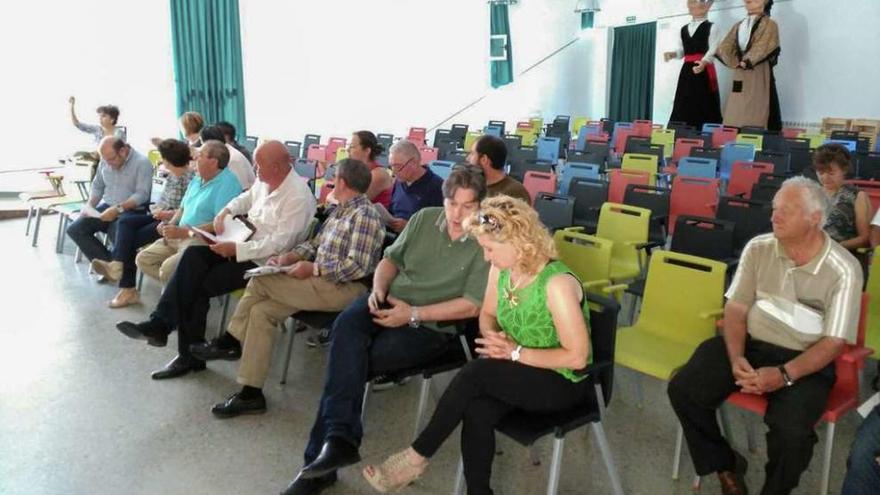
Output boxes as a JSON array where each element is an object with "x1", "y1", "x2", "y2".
[
  {"x1": 608, "y1": 22, "x2": 656, "y2": 122},
  {"x1": 169, "y1": 0, "x2": 247, "y2": 139},
  {"x1": 489, "y1": 4, "x2": 514, "y2": 89}
]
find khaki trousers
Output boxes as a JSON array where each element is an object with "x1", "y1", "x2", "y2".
[
  {"x1": 227, "y1": 274, "x2": 367, "y2": 387},
  {"x1": 135, "y1": 237, "x2": 201, "y2": 284}
]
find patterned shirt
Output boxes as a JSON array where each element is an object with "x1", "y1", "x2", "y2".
[
  {"x1": 293, "y1": 194, "x2": 384, "y2": 283},
  {"x1": 823, "y1": 184, "x2": 859, "y2": 243},
  {"x1": 155, "y1": 170, "x2": 194, "y2": 211},
  {"x1": 75, "y1": 122, "x2": 126, "y2": 145}
]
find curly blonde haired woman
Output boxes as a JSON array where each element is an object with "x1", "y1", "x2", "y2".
[{"x1": 363, "y1": 195, "x2": 593, "y2": 494}]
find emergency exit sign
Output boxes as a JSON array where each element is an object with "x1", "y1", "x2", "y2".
[{"x1": 626, "y1": 15, "x2": 637, "y2": 23}]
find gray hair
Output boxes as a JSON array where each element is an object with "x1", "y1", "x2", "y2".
[
  {"x1": 335, "y1": 158, "x2": 372, "y2": 194},
  {"x1": 442, "y1": 164, "x2": 487, "y2": 202},
  {"x1": 778, "y1": 176, "x2": 831, "y2": 226},
  {"x1": 201, "y1": 140, "x2": 230, "y2": 169},
  {"x1": 389, "y1": 139, "x2": 421, "y2": 162}
]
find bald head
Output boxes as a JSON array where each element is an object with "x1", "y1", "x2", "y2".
[
  {"x1": 254, "y1": 140, "x2": 292, "y2": 185},
  {"x1": 99, "y1": 136, "x2": 129, "y2": 168}
]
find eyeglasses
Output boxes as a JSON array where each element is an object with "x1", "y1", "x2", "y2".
[
  {"x1": 390, "y1": 157, "x2": 414, "y2": 170},
  {"x1": 478, "y1": 212, "x2": 502, "y2": 231}
]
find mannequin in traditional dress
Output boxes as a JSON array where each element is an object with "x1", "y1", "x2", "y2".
[
  {"x1": 664, "y1": 0, "x2": 722, "y2": 129},
  {"x1": 716, "y1": 0, "x2": 782, "y2": 130}
]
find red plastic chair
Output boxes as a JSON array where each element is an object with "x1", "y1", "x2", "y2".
[
  {"x1": 782, "y1": 127, "x2": 807, "y2": 139},
  {"x1": 407, "y1": 127, "x2": 427, "y2": 144},
  {"x1": 587, "y1": 132, "x2": 610, "y2": 144},
  {"x1": 672, "y1": 138, "x2": 706, "y2": 166},
  {"x1": 846, "y1": 180, "x2": 880, "y2": 217},
  {"x1": 712, "y1": 127, "x2": 739, "y2": 148},
  {"x1": 326, "y1": 137, "x2": 347, "y2": 162},
  {"x1": 608, "y1": 169, "x2": 651, "y2": 204},
  {"x1": 633, "y1": 120, "x2": 654, "y2": 138},
  {"x1": 418, "y1": 146, "x2": 439, "y2": 165},
  {"x1": 668, "y1": 176, "x2": 720, "y2": 234},
  {"x1": 523, "y1": 171, "x2": 557, "y2": 205},
  {"x1": 614, "y1": 128, "x2": 635, "y2": 156},
  {"x1": 727, "y1": 161, "x2": 775, "y2": 198},
  {"x1": 724, "y1": 293, "x2": 872, "y2": 495}
]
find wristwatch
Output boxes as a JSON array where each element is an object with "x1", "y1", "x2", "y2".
[
  {"x1": 115, "y1": 204, "x2": 124, "y2": 214},
  {"x1": 408, "y1": 306, "x2": 421, "y2": 328},
  {"x1": 511, "y1": 345, "x2": 523, "y2": 362},
  {"x1": 778, "y1": 365, "x2": 795, "y2": 387}
]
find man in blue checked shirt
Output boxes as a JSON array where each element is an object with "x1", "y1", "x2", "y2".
[
  {"x1": 189, "y1": 158, "x2": 385, "y2": 417},
  {"x1": 66, "y1": 136, "x2": 153, "y2": 263}
]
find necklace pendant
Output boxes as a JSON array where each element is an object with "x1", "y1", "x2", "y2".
[{"x1": 504, "y1": 287, "x2": 519, "y2": 307}]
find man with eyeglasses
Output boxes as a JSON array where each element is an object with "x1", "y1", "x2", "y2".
[
  {"x1": 387, "y1": 140, "x2": 444, "y2": 233},
  {"x1": 66, "y1": 136, "x2": 153, "y2": 266}
]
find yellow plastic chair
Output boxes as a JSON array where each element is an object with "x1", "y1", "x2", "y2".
[
  {"x1": 463, "y1": 131, "x2": 483, "y2": 152},
  {"x1": 798, "y1": 132, "x2": 828, "y2": 149},
  {"x1": 335, "y1": 147, "x2": 349, "y2": 163},
  {"x1": 736, "y1": 133, "x2": 764, "y2": 152},
  {"x1": 529, "y1": 117, "x2": 544, "y2": 135},
  {"x1": 515, "y1": 126, "x2": 538, "y2": 147},
  {"x1": 866, "y1": 251, "x2": 880, "y2": 354},
  {"x1": 554, "y1": 228, "x2": 628, "y2": 299},
  {"x1": 571, "y1": 117, "x2": 590, "y2": 139},
  {"x1": 595, "y1": 202, "x2": 652, "y2": 283},
  {"x1": 651, "y1": 129, "x2": 676, "y2": 159},
  {"x1": 147, "y1": 149, "x2": 162, "y2": 169},
  {"x1": 621, "y1": 153, "x2": 659, "y2": 186}
]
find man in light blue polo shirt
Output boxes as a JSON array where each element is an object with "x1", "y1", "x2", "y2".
[
  {"x1": 135, "y1": 140, "x2": 241, "y2": 284},
  {"x1": 66, "y1": 136, "x2": 153, "y2": 262}
]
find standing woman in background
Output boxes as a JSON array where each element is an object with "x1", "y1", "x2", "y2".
[
  {"x1": 69, "y1": 96, "x2": 125, "y2": 144},
  {"x1": 716, "y1": 0, "x2": 782, "y2": 131}
]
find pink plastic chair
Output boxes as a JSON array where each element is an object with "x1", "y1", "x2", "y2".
[
  {"x1": 523, "y1": 171, "x2": 557, "y2": 205},
  {"x1": 632, "y1": 120, "x2": 654, "y2": 138},
  {"x1": 407, "y1": 127, "x2": 427, "y2": 144},
  {"x1": 418, "y1": 147, "x2": 439, "y2": 165},
  {"x1": 608, "y1": 169, "x2": 651, "y2": 204}
]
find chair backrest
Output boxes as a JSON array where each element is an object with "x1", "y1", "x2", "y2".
[
  {"x1": 571, "y1": 117, "x2": 589, "y2": 137},
  {"x1": 559, "y1": 162, "x2": 601, "y2": 196},
  {"x1": 613, "y1": 127, "x2": 634, "y2": 154},
  {"x1": 712, "y1": 126, "x2": 739, "y2": 148},
  {"x1": 335, "y1": 147, "x2": 349, "y2": 163},
  {"x1": 283, "y1": 141, "x2": 302, "y2": 162},
  {"x1": 736, "y1": 133, "x2": 764, "y2": 151},
  {"x1": 621, "y1": 153, "x2": 659, "y2": 185},
  {"x1": 750, "y1": 181, "x2": 781, "y2": 203},
  {"x1": 433, "y1": 129, "x2": 453, "y2": 148},
  {"x1": 608, "y1": 169, "x2": 651, "y2": 204},
  {"x1": 523, "y1": 171, "x2": 557, "y2": 204},
  {"x1": 715, "y1": 196, "x2": 773, "y2": 253},
  {"x1": 689, "y1": 146, "x2": 722, "y2": 162},
  {"x1": 669, "y1": 176, "x2": 720, "y2": 233},
  {"x1": 529, "y1": 117, "x2": 544, "y2": 135},
  {"x1": 782, "y1": 127, "x2": 806, "y2": 139},
  {"x1": 326, "y1": 137, "x2": 347, "y2": 163},
  {"x1": 377, "y1": 133, "x2": 394, "y2": 151},
  {"x1": 623, "y1": 183, "x2": 671, "y2": 243},
  {"x1": 515, "y1": 123, "x2": 538, "y2": 147},
  {"x1": 632, "y1": 119, "x2": 654, "y2": 138},
  {"x1": 798, "y1": 132, "x2": 828, "y2": 149},
  {"x1": 534, "y1": 193, "x2": 575, "y2": 231},
  {"x1": 300, "y1": 134, "x2": 320, "y2": 158},
  {"x1": 584, "y1": 292, "x2": 622, "y2": 405},
  {"x1": 293, "y1": 159, "x2": 318, "y2": 181},
  {"x1": 483, "y1": 125, "x2": 502, "y2": 137},
  {"x1": 754, "y1": 150, "x2": 791, "y2": 175},
  {"x1": 244, "y1": 135, "x2": 259, "y2": 154},
  {"x1": 671, "y1": 215, "x2": 736, "y2": 262},
  {"x1": 702, "y1": 123, "x2": 723, "y2": 134},
  {"x1": 720, "y1": 143, "x2": 757, "y2": 180},
  {"x1": 824, "y1": 139, "x2": 857, "y2": 152},
  {"x1": 639, "y1": 251, "x2": 727, "y2": 347},
  {"x1": 788, "y1": 148, "x2": 815, "y2": 175},
  {"x1": 463, "y1": 131, "x2": 482, "y2": 152},
  {"x1": 555, "y1": 229, "x2": 614, "y2": 288},
  {"x1": 488, "y1": 120, "x2": 506, "y2": 135},
  {"x1": 727, "y1": 161, "x2": 775, "y2": 198},
  {"x1": 585, "y1": 142, "x2": 611, "y2": 164},
  {"x1": 569, "y1": 177, "x2": 608, "y2": 231},
  {"x1": 428, "y1": 160, "x2": 455, "y2": 180},
  {"x1": 651, "y1": 129, "x2": 676, "y2": 158},
  {"x1": 450, "y1": 124, "x2": 469, "y2": 144},
  {"x1": 856, "y1": 152, "x2": 880, "y2": 180},
  {"x1": 672, "y1": 138, "x2": 705, "y2": 164},
  {"x1": 677, "y1": 157, "x2": 718, "y2": 179},
  {"x1": 762, "y1": 134, "x2": 788, "y2": 152},
  {"x1": 576, "y1": 123, "x2": 603, "y2": 150},
  {"x1": 418, "y1": 146, "x2": 439, "y2": 165},
  {"x1": 147, "y1": 149, "x2": 162, "y2": 168},
  {"x1": 503, "y1": 134, "x2": 523, "y2": 153},
  {"x1": 568, "y1": 149, "x2": 606, "y2": 170},
  {"x1": 537, "y1": 136, "x2": 562, "y2": 163},
  {"x1": 408, "y1": 127, "x2": 427, "y2": 144},
  {"x1": 625, "y1": 135, "x2": 652, "y2": 154},
  {"x1": 596, "y1": 202, "x2": 651, "y2": 269},
  {"x1": 306, "y1": 143, "x2": 327, "y2": 162}
]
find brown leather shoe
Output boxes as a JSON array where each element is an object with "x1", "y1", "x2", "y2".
[
  {"x1": 109, "y1": 288, "x2": 140, "y2": 308},
  {"x1": 718, "y1": 452, "x2": 749, "y2": 495}
]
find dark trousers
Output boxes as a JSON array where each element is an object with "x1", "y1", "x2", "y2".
[
  {"x1": 411, "y1": 359, "x2": 591, "y2": 495},
  {"x1": 668, "y1": 336, "x2": 835, "y2": 495},
  {"x1": 111, "y1": 213, "x2": 160, "y2": 288},
  {"x1": 66, "y1": 203, "x2": 145, "y2": 261},
  {"x1": 842, "y1": 405, "x2": 880, "y2": 495},
  {"x1": 303, "y1": 293, "x2": 453, "y2": 465},
  {"x1": 150, "y1": 245, "x2": 254, "y2": 359}
]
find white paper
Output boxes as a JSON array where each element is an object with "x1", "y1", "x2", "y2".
[
  {"x1": 373, "y1": 203, "x2": 395, "y2": 225},
  {"x1": 191, "y1": 216, "x2": 253, "y2": 244},
  {"x1": 858, "y1": 392, "x2": 880, "y2": 418},
  {"x1": 243, "y1": 265, "x2": 292, "y2": 280},
  {"x1": 79, "y1": 203, "x2": 101, "y2": 218}
]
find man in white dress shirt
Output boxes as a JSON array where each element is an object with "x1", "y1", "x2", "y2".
[{"x1": 201, "y1": 125, "x2": 256, "y2": 189}]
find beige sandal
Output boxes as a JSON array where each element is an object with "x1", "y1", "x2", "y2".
[{"x1": 362, "y1": 449, "x2": 427, "y2": 493}]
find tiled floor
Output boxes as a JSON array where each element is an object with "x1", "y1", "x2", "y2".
[{"x1": 0, "y1": 216, "x2": 873, "y2": 495}]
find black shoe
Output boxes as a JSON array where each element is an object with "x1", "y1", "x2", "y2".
[
  {"x1": 116, "y1": 320, "x2": 168, "y2": 347},
  {"x1": 306, "y1": 328, "x2": 331, "y2": 348},
  {"x1": 211, "y1": 391, "x2": 267, "y2": 418},
  {"x1": 280, "y1": 471, "x2": 337, "y2": 495},
  {"x1": 151, "y1": 355, "x2": 207, "y2": 380},
  {"x1": 299, "y1": 437, "x2": 361, "y2": 479},
  {"x1": 190, "y1": 338, "x2": 242, "y2": 361},
  {"x1": 371, "y1": 374, "x2": 411, "y2": 392}
]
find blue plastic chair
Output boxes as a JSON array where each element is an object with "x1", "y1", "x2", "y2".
[
  {"x1": 483, "y1": 125, "x2": 503, "y2": 137},
  {"x1": 676, "y1": 157, "x2": 718, "y2": 179},
  {"x1": 559, "y1": 162, "x2": 601, "y2": 196},
  {"x1": 701, "y1": 123, "x2": 723, "y2": 134},
  {"x1": 823, "y1": 139, "x2": 856, "y2": 152},
  {"x1": 537, "y1": 137, "x2": 561, "y2": 163},
  {"x1": 428, "y1": 160, "x2": 455, "y2": 180},
  {"x1": 576, "y1": 123, "x2": 603, "y2": 151},
  {"x1": 719, "y1": 143, "x2": 756, "y2": 180}
]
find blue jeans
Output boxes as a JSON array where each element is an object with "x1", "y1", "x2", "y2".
[
  {"x1": 842, "y1": 405, "x2": 880, "y2": 495},
  {"x1": 302, "y1": 293, "x2": 452, "y2": 465},
  {"x1": 111, "y1": 213, "x2": 160, "y2": 288},
  {"x1": 66, "y1": 204, "x2": 145, "y2": 262}
]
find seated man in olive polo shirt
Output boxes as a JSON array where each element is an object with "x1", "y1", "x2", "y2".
[
  {"x1": 668, "y1": 176, "x2": 863, "y2": 495},
  {"x1": 468, "y1": 134, "x2": 530, "y2": 204},
  {"x1": 278, "y1": 165, "x2": 490, "y2": 495}
]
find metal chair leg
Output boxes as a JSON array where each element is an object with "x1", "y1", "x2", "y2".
[
  {"x1": 55, "y1": 212, "x2": 65, "y2": 253},
  {"x1": 591, "y1": 422, "x2": 625, "y2": 495},
  {"x1": 218, "y1": 294, "x2": 231, "y2": 336},
  {"x1": 280, "y1": 319, "x2": 296, "y2": 385},
  {"x1": 361, "y1": 381, "x2": 373, "y2": 429},
  {"x1": 413, "y1": 376, "x2": 432, "y2": 441},
  {"x1": 32, "y1": 208, "x2": 43, "y2": 247},
  {"x1": 594, "y1": 383, "x2": 606, "y2": 419},
  {"x1": 673, "y1": 422, "x2": 684, "y2": 480},
  {"x1": 546, "y1": 437, "x2": 564, "y2": 495},
  {"x1": 452, "y1": 457, "x2": 465, "y2": 495},
  {"x1": 74, "y1": 247, "x2": 82, "y2": 263},
  {"x1": 819, "y1": 422, "x2": 835, "y2": 495},
  {"x1": 25, "y1": 205, "x2": 34, "y2": 236}
]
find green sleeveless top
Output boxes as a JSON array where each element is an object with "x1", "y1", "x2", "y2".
[{"x1": 497, "y1": 260, "x2": 591, "y2": 382}]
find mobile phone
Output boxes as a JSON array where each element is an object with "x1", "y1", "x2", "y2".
[{"x1": 377, "y1": 300, "x2": 393, "y2": 310}]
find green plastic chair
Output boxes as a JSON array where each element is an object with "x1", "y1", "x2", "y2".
[
  {"x1": 866, "y1": 252, "x2": 880, "y2": 354},
  {"x1": 595, "y1": 202, "x2": 652, "y2": 283},
  {"x1": 463, "y1": 131, "x2": 483, "y2": 152},
  {"x1": 529, "y1": 117, "x2": 544, "y2": 135},
  {"x1": 651, "y1": 129, "x2": 676, "y2": 159},
  {"x1": 798, "y1": 132, "x2": 828, "y2": 150},
  {"x1": 515, "y1": 126, "x2": 537, "y2": 147},
  {"x1": 571, "y1": 116, "x2": 590, "y2": 138},
  {"x1": 147, "y1": 149, "x2": 162, "y2": 169},
  {"x1": 621, "y1": 153, "x2": 659, "y2": 186},
  {"x1": 555, "y1": 228, "x2": 627, "y2": 299},
  {"x1": 736, "y1": 133, "x2": 764, "y2": 152}
]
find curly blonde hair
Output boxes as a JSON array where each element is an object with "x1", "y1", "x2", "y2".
[{"x1": 464, "y1": 195, "x2": 557, "y2": 275}]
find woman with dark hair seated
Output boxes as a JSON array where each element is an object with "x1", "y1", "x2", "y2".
[
  {"x1": 362, "y1": 195, "x2": 593, "y2": 495},
  {"x1": 346, "y1": 130, "x2": 394, "y2": 208},
  {"x1": 91, "y1": 139, "x2": 194, "y2": 308},
  {"x1": 816, "y1": 143, "x2": 870, "y2": 250}
]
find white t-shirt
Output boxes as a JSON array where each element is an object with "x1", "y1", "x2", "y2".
[{"x1": 226, "y1": 144, "x2": 256, "y2": 189}]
